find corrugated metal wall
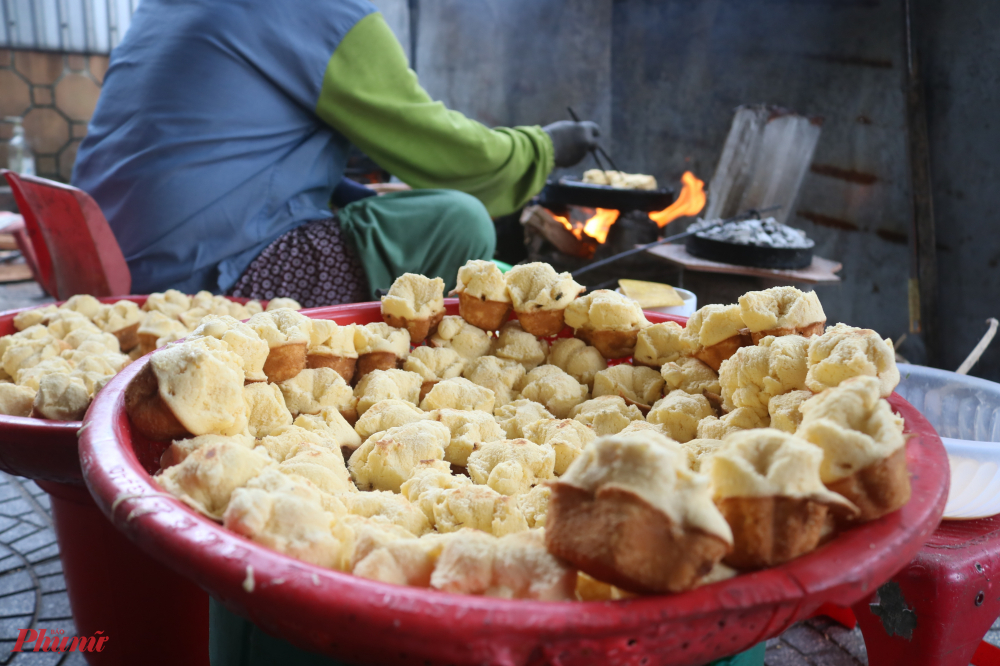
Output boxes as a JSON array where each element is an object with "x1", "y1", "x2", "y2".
[
  {"x1": 0, "y1": 0, "x2": 136, "y2": 54},
  {"x1": 1, "y1": 0, "x2": 405, "y2": 56}
]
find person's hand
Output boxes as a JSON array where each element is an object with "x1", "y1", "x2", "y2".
[{"x1": 543, "y1": 120, "x2": 601, "y2": 168}]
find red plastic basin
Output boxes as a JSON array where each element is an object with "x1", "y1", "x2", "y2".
[
  {"x1": 0, "y1": 296, "x2": 145, "y2": 483},
  {"x1": 0, "y1": 295, "x2": 255, "y2": 666},
  {"x1": 79, "y1": 301, "x2": 949, "y2": 666},
  {"x1": 0, "y1": 295, "x2": 259, "y2": 483}
]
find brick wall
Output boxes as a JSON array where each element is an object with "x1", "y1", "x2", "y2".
[{"x1": 0, "y1": 50, "x2": 107, "y2": 183}]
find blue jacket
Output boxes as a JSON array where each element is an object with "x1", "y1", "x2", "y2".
[{"x1": 72, "y1": 0, "x2": 376, "y2": 294}]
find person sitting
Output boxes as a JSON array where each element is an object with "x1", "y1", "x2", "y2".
[{"x1": 71, "y1": 0, "x2": 599, "y2": 306}]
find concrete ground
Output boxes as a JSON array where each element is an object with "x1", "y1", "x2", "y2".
[
  {"x1": 0, "y1": 283, "x2": 53, "y2": 313},
  {"x1": 0, "y1": 279, "x2": 994, "y2": 665}
]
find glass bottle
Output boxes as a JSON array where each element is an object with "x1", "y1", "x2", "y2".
[{"x1": 4, "y1": 117, "x2": 35, "y2": 176}]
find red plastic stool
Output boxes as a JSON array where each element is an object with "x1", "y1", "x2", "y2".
[
  {"x1": 1, "y1": 170, "x2": 131, "y2": 298},
  {"x1": 853, "y1": 515, "x2": 1000, "y2": 666},
  {"x1": 37, "y1": 480, "x2": 209, "y2": 666}
]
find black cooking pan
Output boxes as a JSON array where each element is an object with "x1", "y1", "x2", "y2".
[
  {"x1": 685, "y1": 234, "x2": 814, "y2": 269},
  {"x1": 539, "y1": 177, "x2": 675, "y2": 212}
]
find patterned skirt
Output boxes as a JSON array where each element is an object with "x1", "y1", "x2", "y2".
[{"x1": 228, "y1": 217, "x2": 371, "y2": 308}]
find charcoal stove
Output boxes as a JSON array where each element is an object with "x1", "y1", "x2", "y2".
[
  {"x1": 534, "y1": 175, "x2": 680, "y2": 259},
  {"x1": 521, "y1": 173, "x2": 704, "y2": 286}
]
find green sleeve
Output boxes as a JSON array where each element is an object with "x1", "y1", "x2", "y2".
[{"x1": 316, "y1": 12, "x2": 554, "y2": 218}]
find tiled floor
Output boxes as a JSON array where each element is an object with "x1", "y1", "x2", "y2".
[
  {"x1": 0, "y1": 471, "x2": 85, "y2": 666},
  {"x1": 765, "y1": 617, "x2": 868, "y2": 666}
]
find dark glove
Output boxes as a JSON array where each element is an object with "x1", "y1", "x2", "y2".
[{"x1": 543, "y1": 120, "x2": 601, "y2": 168}]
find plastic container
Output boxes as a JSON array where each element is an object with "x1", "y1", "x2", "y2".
[
  {"x1": 79, "y1": 301, "x2": 949, "y2": 666},
  {"x1": 0, "y1": 296, "x2": 254, "y2": 665},
  {"x1": 894, "y1": 363, "x2": 1000, "y2": 442},
  {"x1": 616, "y1": 286, "x2": 697, "y2": 317},
  {"x1": 895, "y1": 363, "x2": 1000, "y2": 519},
  {"x1": 4, "y1": 116, "x2": 35, "y2": 176}
]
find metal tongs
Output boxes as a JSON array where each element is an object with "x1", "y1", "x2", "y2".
[
  {"x1": 567, "y1": 106, "x2": 620, "y2": 183},
  {"x1": 570, "y1": 205, "x2": 782, "y2": 279}
]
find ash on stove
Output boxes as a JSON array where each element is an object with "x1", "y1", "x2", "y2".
[{"x1": 690, "y1": 217, "x2": 814, "y2": 249}]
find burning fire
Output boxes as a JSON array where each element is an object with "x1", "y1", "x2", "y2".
[
  {"x1": 649, "y1": 171, "x2": 706, "y2": 227},
  {"x1": 552, "y1": 208, "x2": 620, "y2": 244},
  {"x1": 550, "y1": 171, "x2": 706, "y2": 246}
]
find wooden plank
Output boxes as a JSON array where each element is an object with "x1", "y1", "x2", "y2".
[
  {"x1": 703, "y1": 105, "x2": 823, "y2": 227},
  {"x1": 0, "y1": 262, "x2": 34, "y2": 284},
  {"x1": 646, "y1": 243, "x2": 842, "y2": 284},
  {"x1": 903, "y1": 0, "x2": 940, "y2": 365},
  {"x1": 0, "y1": 213, "x2": 22, "y2": 229}
]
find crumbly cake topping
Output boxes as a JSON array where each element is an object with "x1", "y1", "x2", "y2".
[
  {"x1": 505, "y1": 263, "x2": 584, "y2": 311},
  {"x1": 684, "y1": 304, "x2": 745, "y2": 348},
  {"x1": 247, "y1": 308, "x2": 312, "y2": 347},
  {"x1": 382, "y1": 273, "x2": 446, "y2": 320},
  {"x1": 646, "y1": 390, "x2": 715, "y2": 443},
  {"x1": 560, "y1": 432, "x2": 733, "y2": 544},
  {"x1": 593, "y1": 364, "x2": 664, "y2": 407},
  {"x1": 661, "y1": 357, "x2": 721, "y2": 396},
  {"x1": 738, "y1": 287, "x2": 825, "y2": 333},
  {"x1": 547, "y1": 338, "x2": 607, "y2": 388},
  {"x1": 455, "y1": 260, "x2": 510, "y2": 302},
  {"x1": 150, "y1": 338, "x2": 248, "y2": 436},
  {"x1": 796, "y1": 376, "x2": 905, "y2": 483},
  {"x1": 492, "y1": 321, "x2": 548, "y2": 371},
  {"x1": 805, "y1": 324, "x2": 899, "y2": 397},
  {"x1": 704, "y1": 428, "x2": 855, "y2": 509},
  {"x1": 429, "y1": 316, "x2": 492, "y2": 360},
  {"x1": 570, "y1": 395, "x2": 644, "y2": 437},
  {"x1": 564, "y1": 289, "x2": 650, "y2": 332},
  {"x1": 354, "y1": 322, "x2": 411, "y2": 358},
  {"x1": 634, "y1": 321, "x2": 696, "y2": 367},
  {"x1": 308, "y1": 320, "x2": 358, "y2": 358}
]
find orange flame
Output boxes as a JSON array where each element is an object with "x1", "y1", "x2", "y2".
[
  {"x1": 649, "y1": 171, "x2": 706, "y2": 227},
  {"x1": 552, "y1": 208, "x2": 620, "y2": 244},
  {"x1": 552, "y1": 212, "x2": 578, "y2": 237},
  {"x1": 582, "y1": 208, "x2": 620, "y2": 243}
]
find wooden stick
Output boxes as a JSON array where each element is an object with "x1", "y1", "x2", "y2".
[
  {"x1": 956, "y1": 319, "x2": 998, "y2": 375},
  {"x1": 903, "y1": 0, "x2": 941, "y2": 365}
]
